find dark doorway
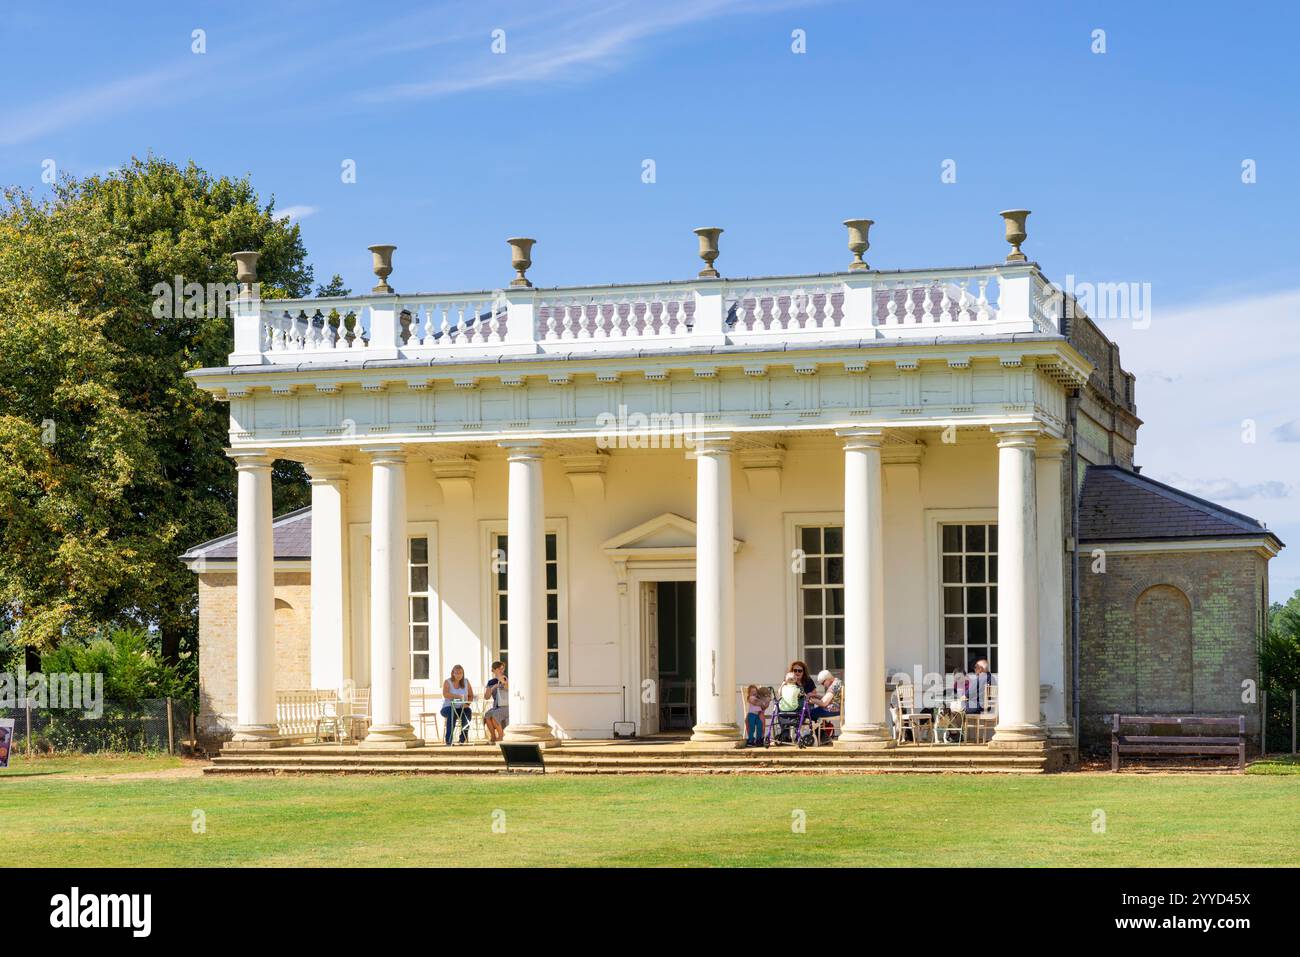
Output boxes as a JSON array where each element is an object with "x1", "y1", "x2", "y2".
[{"x1": 656, "y1": 582, "x2": 696, "y2": 730}]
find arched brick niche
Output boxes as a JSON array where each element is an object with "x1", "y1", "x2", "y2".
[{"x1": 1133, "y1": 584, "x2": 1193, "y2": 713}]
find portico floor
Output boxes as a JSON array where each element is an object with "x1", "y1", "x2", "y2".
[{"x1": 207, "y1": 735, "x2": 1078, "y2": 774}]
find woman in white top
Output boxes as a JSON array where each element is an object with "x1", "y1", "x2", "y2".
[{"x1": 440, "y1": 664, "x2": 475, "y2": 745}]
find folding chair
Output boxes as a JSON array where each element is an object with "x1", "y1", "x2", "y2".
[{"x1": 893, "y1": 682, "x2": 933, "y2": 745}]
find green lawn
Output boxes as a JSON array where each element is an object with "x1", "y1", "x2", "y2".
[
  {"x1": 4, "y1": 754, "x2": 1296, "y2": 867},
  {"x1": 0, "y1": 753, "x2": 187, "y2": 779},
  {"x1": 1247, "y1": 753, "x2": 1300, "y2": 775}
]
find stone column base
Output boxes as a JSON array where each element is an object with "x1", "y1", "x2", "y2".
[
  {"x1": 1047, "y1": 721, "x2": 1075, "y2": 743},
  {"x1": 835, "y1": 725, "x2": 895, "y2": 751},
  {"x1": 229, "y1": 725, "x2": 289, "y2": 749},
  {"x1": 359, "y1": 724, "x2": 423, "y2": 749},
  {"x1": 687, "y1": 722, "x2": 744, "y2": 749},
  {"x1": 989, "y1": 724, "x2": 1049, "y2": 751},
  {"x1": 503, "y1": 724, "x2": 562, "y2": 749}
]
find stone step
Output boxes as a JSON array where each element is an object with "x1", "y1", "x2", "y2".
[
  {"x1": 221, "y1": 746, "x2": 1039, "y2": 761},
  {"x1": 206, "y1": 752, "x2": 1051, "y2": 775},
  {"x1": 210, "y1": 748, "x2": 1045, "y2": 764},
  {"x1": 205, "y1": 762, "x2": 1047, "y2": 776}
]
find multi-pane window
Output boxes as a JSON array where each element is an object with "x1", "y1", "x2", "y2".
[
  {"x1": 493, "y1": 533, "x2": 560, "y2": 680},
  {"x1": 409, "y1": 536, "x2": 432, "y2": 680},
  {"x1": 797, "y1": 525, "x2": 844, "y2": 673},
  {"x1": 941, "y1": 523, "x2": 998, "y2": 673}
]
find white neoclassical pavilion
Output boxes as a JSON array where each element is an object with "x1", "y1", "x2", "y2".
[{"x1": 199, "y1": 219, "x2": 1091, "y2": 752}]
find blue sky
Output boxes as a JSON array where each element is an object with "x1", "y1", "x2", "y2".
[{"x1": 3, "y1": 0, "x2": 1298, "y2": 596}]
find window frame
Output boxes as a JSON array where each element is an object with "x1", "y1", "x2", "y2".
[
  {"x1": 347, "y1": 521, "x2": 440, "y2": 691},
  {"x1": 406, "y1": 523, "x2": 438, "y2": 685},
  {"x1": 794, "y1": 523, "x2": 846, "y2": 675},
  {"x1": 479, "y1": 518, "x2": 569, "y2": 686},
  {"x1": 783, "y1": 511, "x2": 845, "y2": 673},
  {"x1": 924, "y1": 508, "x2": 998, "y2": 675}
]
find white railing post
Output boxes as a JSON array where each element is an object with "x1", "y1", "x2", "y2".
[
  {"x1": 503, "y1": 287, "x2": 541, "y2": 352},
  {"x1": 367, "y1": 299, "x2": 400, "y2": 360},
  {"x1": 229, "y1": 293, "x2": 266, "y2": 365},
  {"x1": 995, "y1": 266, "x2": 1041, "y2": 333},
  {"x1": 692, "y1": 283, "x2": 727, "y2": 346},
  {"x1": 840, "y1": 275, "x2": 876, "y2": 334}
]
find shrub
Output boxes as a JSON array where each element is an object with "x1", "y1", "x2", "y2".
[
  {"x1": 39, "y1": 625, "x2": 195, "y2": 706},
  {"x1": 1261, "y1": 590, "x2": 1300, "y2": 753}
]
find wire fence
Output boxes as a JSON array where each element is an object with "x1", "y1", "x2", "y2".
[
  {"x1": 1261, "y1": 688, "x2": 1297, "y2": 755},
  {"x1": 0, "y1": 698, "x2": 194, "y2": 754}
]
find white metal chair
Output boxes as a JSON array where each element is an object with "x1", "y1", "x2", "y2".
[
  {"x1": 316, "y1": 691, "x2": 346, "y2": 743},
  {"x1": 442, "y1": 699, "x2": 476, "y2": 745},
  {"x1": 892, "y1": 682, "x2": 933, "y2": 745},
  {"x1": 340, "y1": 687, "x2": 371, "y2": 743},
  {"x1": 961, "y1": 683, "x2": 998, "y2": 744}
]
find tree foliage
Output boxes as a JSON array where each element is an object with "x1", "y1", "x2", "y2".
[
  {"x1": 0, "y1": 156, "x2": 313, "y2": 655},
  {"x1": 1264, "y1": 588, "x2": 1300, "y2": 689}
]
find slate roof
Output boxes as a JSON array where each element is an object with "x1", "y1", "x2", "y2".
[
  {"x1": 180, "y1": 507, "x2": 312, "y2": 563},
  {"x1": 1079, "y1": 466, "x2": 1283, "y2": 546}
]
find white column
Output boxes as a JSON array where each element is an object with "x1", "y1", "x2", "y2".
[
  {"x1": 306, "y1": 463, "x2": 350, "y2": 693},
  {"x1": 991, "y1": 425, "x2": 1048, "y2": 748},
  {"x1": 231, "y1": 451, "x2": 282, "y2": 746},
  {"x1": 360, "y1": 447, "x2": 419, "y2": 748},
  {"x1": 689, "y1": 434, "x2": 743, "y2": 748},
  {"x1": 836, "y1": 429, "x2": 894, "y2": 750},
  {"x1": 501, "y1": 442, "x2": 559, "y2": 747},
  {"x1": 1036, "y1": 438, "x2": 1071, "y2": 740}
]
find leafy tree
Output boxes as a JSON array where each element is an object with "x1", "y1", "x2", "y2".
[
  {"x1": 315, "y1": 274, "x2": 351, "y2": 298},
  {"x1": 41, "y1": 625, "x2": 193, "y2": 705},
  {"x1": 1261, "y1": 588, "x2": 1300, "y2": 751},
  {"x1": 0, "y1": 156, "x2": 314, "y2": 660}
]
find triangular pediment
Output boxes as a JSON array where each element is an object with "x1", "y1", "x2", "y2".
[{"x1": 601, "y1": 512, "x2": 743, "y2": 555}]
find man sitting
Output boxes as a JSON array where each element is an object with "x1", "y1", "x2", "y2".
[{"x1": 966, "y1": 658, "x2": 994, "y2": 712}]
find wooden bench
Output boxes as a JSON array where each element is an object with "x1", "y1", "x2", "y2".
[{"x1": 1111, "y1": 714, "x2": 1246, "y2": 771}]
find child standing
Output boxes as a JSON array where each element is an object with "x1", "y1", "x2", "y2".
[{"x1": 745, "y1": 684, "x2": 766, "y2": 746}]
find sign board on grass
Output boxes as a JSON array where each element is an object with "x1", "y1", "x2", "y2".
[{"x1": 0, "y1": 718, "x2": 14, "y2": 768}]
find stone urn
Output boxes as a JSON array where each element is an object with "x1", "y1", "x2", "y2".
[
  {"x1": 999, "y1": 210, "x2": 1030, "y2": 262},
  {"x1": 368, "y1": 244, "x2": 397, "y2": 294},
  {"x1": 842, "y1": 219, "x2": 873, "y2": 271},
  {"x1": 507, "y1": 237, "x2": 536, "y2": 287},
  {"x1": 693, "y1": 226, "x2": 724, "y2": 278},
  {"x1": 232, "y1": 250, "x2": 260, "y2": 292}
]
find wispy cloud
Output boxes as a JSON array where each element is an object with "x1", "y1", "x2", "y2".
[
  {"x1": 0, "y1": 1, "x2": 811, "y2": 149},
  {"x1": 358, "y1": 1, "x2": 772, "y2": 102},
  {"x1": 0, "y1": 63, "x2": 201, "y2": 148},
  {"x1": 1168, "y1": 476, "x2": 1290, "y2": 502},
  {"x1": 276, "y1": 205, "x2": 318, "y2": 223},
  {"x1": 1274, "y1": 420, "x2": 1300, "y2": 443}
]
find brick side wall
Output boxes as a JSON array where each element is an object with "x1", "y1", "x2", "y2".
[
  {"x1": 1078, "y1": 547, "x2": 1264, "y2": 749},
  {"x1": 197, "y1": 570, "x2": 312, "y2": 744},
  {"x1": 1066, "y1": 310, "x2": 1139, "y2": 469}
]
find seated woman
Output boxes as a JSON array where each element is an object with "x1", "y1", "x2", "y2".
[
  {"x1": 440, "y1": 664, "x2": 475, "y2": 745},
  {"x1": 808, "y1": 669, "x2": 842, "y2": 720},
  {"x1": 787, "y1": 659, "x2": 816, "y2": 696},
  {"x1": 483, "y1": 660, "x2": 509, "y2": 743}
]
